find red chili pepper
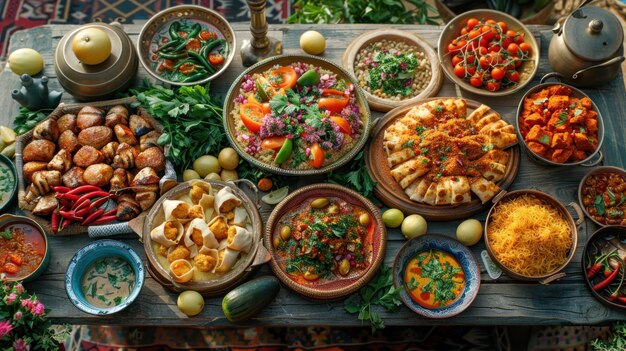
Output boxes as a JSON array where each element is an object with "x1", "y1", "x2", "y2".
[
  {"x1": 65, "y1": 185, "x2": 102, "y2": 196},
  {"x1": 89, "y1": 215, "x2": 117, "y2": 226},
  {"x1": 73, "y1": 198, "x2": 91, "y2": 211},
  {"x1": 51, "y1": 208, "x2": 60, "y2": 233},
  {"x1": 103, "y1": 209, "x2": 117, "y2": 217},
  {"x1": 59, "y1": 210, "x2": 83, "y2": 221},
  {"x1": 82, "y1": 208, "x2": 104, "y2": 226},
  {"x1": 51, "y1": 186, "x2": 71, "y2": 193},
  {"x1": 61, "y1": 219, "x2": 73, "y2": 231},
  {"x1": 73, "y1": 191, "x2": 110, "y2": 210},
  {"x1": 587, "y1": 263, "x2": 603, "y2": 279},
  {"x1": 74, "y1": 207, "x2": 91, "y2": 218},
  {"x1": 594, "y1": 261, "x2": 621, "y2": 291},
  {"x1": 617, "y1": 296, "x2": 626, "y2": 304},
  {"x1": 89, "y1": 196, "x2": 111, "y2": 210},
  {"x1": 57, "y1": 193, "x2": 80, "y2": 202}
]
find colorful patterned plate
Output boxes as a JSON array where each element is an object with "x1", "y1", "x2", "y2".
[{"x1": 392, "y1": 234, "x2": 480, "y2": 318}]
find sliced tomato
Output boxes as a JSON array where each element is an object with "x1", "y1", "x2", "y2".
[
  {"x1": 330, "y1": 116, "x2": 352, "y2": 135},
  {"x1": 318, "y1": 89, "x2": 349, "y2": 114},
  {"x1": 209, "y1": 53, "x2": 224, "y2": 66},
  {"x1": 309, "y1": 143, "x2": 325, "y2": 169},
  {"x1": 240, "y1": 103, "x2": 266, "y2": 133},
  {"x1": 199, "y1": 31, "x2": 217, "y2": 41},
  {"x1": 8, "y1": 253, "x2": 22, "y2": 266},
  {"x1": 261, "y1": 136, "x2": 287, "y2": 151},
  {"x1": 186, "y1": 38, "x2": 201, "y2": 51},
  {"x1": 179, "y1": 62, "x2": 195, "y2": 75},
  {"x1": 2, "y1": 262, "x2": 18, "y2": 274},
  {"x1": 269, "y1": 66, "x2": 297, "y2": 89},
  {"x1": 178, "y1": 31, "x2": 188, "y2": 39},
  {"x1": 158, "y1": 59, "x2": 176, "y2": 72}
]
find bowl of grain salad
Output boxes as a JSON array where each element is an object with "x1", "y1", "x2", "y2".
[
  {"x1": 223, "y1": 55, "x2": 371, "y2": 176},
  {"x1": 342, "y1": 29, "x2": 443, "y2": 112}
]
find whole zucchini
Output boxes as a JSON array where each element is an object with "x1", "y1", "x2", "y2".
[{"x1": 222, "y1": 276, "x2": 280, "y2": 322}]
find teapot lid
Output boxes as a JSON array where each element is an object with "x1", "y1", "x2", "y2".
[{"x1": 562, "y1": 6, "x2": 623, "y2": 62}]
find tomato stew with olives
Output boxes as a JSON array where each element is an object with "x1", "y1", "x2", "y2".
[
  {"x1": 581, "y1": 171, "x2": 626, "y2": 225},
  {"x1": 0, "y1": 222, "x2": 46, "y2": 279}
]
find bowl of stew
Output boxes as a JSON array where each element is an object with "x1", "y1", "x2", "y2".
[
  {"x1": 578, "y1": 166, "x2": 626, "y2": 226},
  {"x1": 137, "y1": 5, "x2": 236, "y2": 85},
  {"x1": 392, "y1": 234, "x2": 480, "y2": 318},
  {"x1": 0, "y1": 154, "x2": 17, "y2": 212},
  {"x1": 0, "y1": 214, "x2": 49, "y2": 282},
  {"x1": 65, "y1": 239, "x2": 144, "y2": 315}
]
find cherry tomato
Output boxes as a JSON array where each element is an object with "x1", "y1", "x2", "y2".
[
  {"x1": 470, "y1": 73, "x2": 484, "y2": 88},
  {"x1": 330, "y1": 116, "x2": 352, "y2": 134},
  {"x1": 497, "y1": 21, "x2": 508, "y2": 33},
  {"x1": 261, "y1": 136, "x2": 286, "y2": 151},
  {"x1": 269, "y1": 66, "x2": 297, "y2": 89},
  {"x1": 487, "y1": 80, "x2": 501, "y2": 92},
  {"x1": 452, "y1": 54, "x2": 463, "y2": 67},
  {"x1": 178, "y1": 31, "x2": 189, "y2": 39},
  {"x1": 486, "y1": 19, "x2": 496, "y2": 25},
  {"x1": 239, "y1": 103, "x2": 266, "y2": 133},
  {"x1": 466, "y1": 64, "x2": 477, "y2": 76},
  {"x1": 186, "y1": 38, "x2": 201, "y2": 51},
  {"x1": 481, "y1": 27, "x2": 495, "y2": 42},
  {"x1": 489, "y1": 44, "x2": 501, "y2": 53},
  {"x1": 519, "y1": 42, "x2": 532, "y2": 54},
  {"x1": 179, "y1": 62, "x2": 195, "y2": 75},
  {"x1": 209, "y1": 53, "x2": 225, "y2": 66},
  {"x1": 479, "y1": 37, "x2": 490, "y2": 48},
  {"x1": 159, "y1": 59, "x2": 176, "y2": 72},
  {"x1": 468, "y1": 29, "x2": 481, "y2": 40},
  {"x1": 199, "y1": 31, "x2": 217, "y2": 41},
  {"x1": 309, "y1": 143, "x2": 325, "y2": 169},
  {"x1": 453, "y1": 63, "x2": 467, "y2": 78},
  {"x1": 507, "y1": 43, "x2": 521, "y2": 56},
  {"x1": 465, "y1": 54, "x2": 476, "y2": 65},
  {"x1": 477, "y1": 46, "x2": 488, "y2": 56},
  {"x1": 506, "y1": 30, "x2": 518, "y2": 39},
  {"x1": 479, "y1": 55, "x2": 491, "y2": 70},
  {"x1": 467, "y1": 18, "x2": 480, "y2": 30},
  {"x1": 491, "y1": 67, "x2": 505, "y2": 80},
  {"x1": 515, "y1": 32, "x2": 525, "y2": 44},
  {"x1": 514, "y1": 58, "x2": 522, "y2": 68},
  {"x1": 507, "y1": 70, "x2": 520, "y2": 83},
  {"x1": 460, "y1": 27, "x2": 468, "y2": 35},
  {"x1": 318, "y1": 89, "x2": 350, "y2": 114}
]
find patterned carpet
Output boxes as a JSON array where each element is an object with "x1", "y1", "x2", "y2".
[{"x1": 0, "y1": 0, "x2": 291, "y2": 58}]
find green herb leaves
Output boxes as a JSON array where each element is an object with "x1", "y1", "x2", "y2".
[
  {"x1": 0, "y1": 229, "x2": 12, "y2": 240},
  {"x1": 326, "y1": 151, "x2": 376, "y2": 200},
  {"x1": 12, "y1": 108, "x2": 53, "y2": 135},
  {"x1": 344, "y1": 265, "x2": 403, "y2": 332}
]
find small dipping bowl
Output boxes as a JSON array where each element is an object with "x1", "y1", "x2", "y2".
[
  {"x1": 65, "y1": 239, "x2": 144, "y2": 315},
  {"x1": 0, "y1": 213, "x2": 50, "y2": 282}
]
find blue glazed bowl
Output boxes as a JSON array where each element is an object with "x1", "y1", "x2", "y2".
[
  {"x1": 392, "y1": 234, "x2": 480, "y2": 318},
  {"x1": 65, "y1": 240, "x2": 144, "y2": 315}
]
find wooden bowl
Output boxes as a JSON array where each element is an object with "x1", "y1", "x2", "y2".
[
  {"x1": 223, "y1": 54, "x2": 372, "y2": 176},
  {"x1": 437, "y1": 9, "x2": 539, "y2": 96},
  {"x1": 582, "y1": 225, "x2": 626, "y2": 309},
  {"x1": 143, "y1": 179, "x2": 268, "y2": 297},
  {"x1": 392, "y1": 234, "x2": 480, "y2": 318},
  {"x1": 578, "y1": 166, "x2": 626, "y2": 227},
  {"x1": 264, "y1": 183, "x2": 386, "y2": 300},
  {"x1": 484, "y1": 189, "x2": 583, "y2": 283},
  {"x1": 137, "y1": 5, "x2": 236, "y2": 86},
  {"x1": 364, "y1": 97, "x2": 520, "y2": 221},
  {"x1": 341, "y1": 29, "x2": 443, "y2": 112}
]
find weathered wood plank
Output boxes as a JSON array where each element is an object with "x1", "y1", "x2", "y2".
[{"x1": 5, "y1": 23, "x2": 626, "y2": 326}]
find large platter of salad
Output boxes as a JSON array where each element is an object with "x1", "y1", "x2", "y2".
[{"x1": 223, "y1": 55, "x2": 372, "y2": 175}]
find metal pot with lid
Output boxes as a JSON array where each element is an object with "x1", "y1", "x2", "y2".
[
  {"x1": 54, "y1": 22, "x2": 138, "y2": 101},
  {"x1": 548, "y1": 0, "x2": 624, "y2": 88}
]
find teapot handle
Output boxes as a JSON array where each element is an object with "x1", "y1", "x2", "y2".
[{"x1": 572, "y1": 56, "x2": 625, "y2": 80}]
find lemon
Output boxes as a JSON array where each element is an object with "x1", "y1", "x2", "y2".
[
  {"x1": 177, "y1": 290, "x2": 205, "y2": 316},
  {"x1": 204, "y1": 172, "x2": 222, "y2": 181},
  {"x1": 193, "y1": 155, "x2": 220, "y2": 177},
  {"x1": 300, "y1": 31, "x2": 326, "y2": 55},
  {"x1": 401, "y1": 214, "x2": 428, "y2": 239},
  {"x1": 456, "y1": 219, "x2": 483, "y2": 246},
  {"x1": 183, "y1": 169, "x2": 201, "y2": 181},
  {"x1": 382, "y1": 208, "x2": 404, "y2": 228},
  {"x1": 8, "y1": 48, "x2": 44, "y2": 76},
  {"x1": 262, "y1": 186, "x2": 289, "y2": 205},
  {"x1": 72, "y1": 27, "x2": 112, "y2": 65},
  {"x1": 0, "y1": 126, "x2": 17, "y2": 144},
  {"x1": 220, "y1": 169, "x2": 239, "y2": 181}
]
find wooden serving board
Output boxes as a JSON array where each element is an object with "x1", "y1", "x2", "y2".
[
  {"x1": 341, "y1": 29, "x2": 443, "y2": 113},
  {"x1": 364, "y1": 97, "x2": 521, "y2": 221}
]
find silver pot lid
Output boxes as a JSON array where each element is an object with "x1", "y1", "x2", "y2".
[{"x1": 562, "y1": 6, "x2": 623, "y2": 62}]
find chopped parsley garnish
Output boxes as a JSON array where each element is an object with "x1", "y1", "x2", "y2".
[
  {"x1": 401, "y1": 140, "x2": 415, "y2": 148},
  {"x1": 539, "y1": 135, "x2": 550, "y2": 144},
  {"x1": 434, "y1": 105, "x2": 443, "y2": 113},
  {"x1": 367, "y1": 50, "x2": 419, "y2": 97},
  {"x1": 555, "y1": 111, "x2": 568, "y2": 126},
  {"x1": 415, "y1": 125, "x2": 427, "y2": 135}
]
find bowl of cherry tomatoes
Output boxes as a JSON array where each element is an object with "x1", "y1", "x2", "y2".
[{"x1": 437, "y1": 9, "x2": 539, "y2": 96}]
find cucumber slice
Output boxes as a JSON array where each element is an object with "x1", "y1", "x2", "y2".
[{"x1": 296, "y1": 69, "x2": 320, "y2": 87}]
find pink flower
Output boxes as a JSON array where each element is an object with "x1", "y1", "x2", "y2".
[
  {"x1": 13, "y1": 338, "x2": 30, "y2": 351},
  {"x1": 0, "y1": 320, "x2": 12, "y2": 338},
  {"x1": 5, "y1": 293, "x2": 17, "y2": 304},
  {"x1": 14, "y1": 311, "x2": 23, "y2": 320},
  {"x1": 31, "y1": 302, "x2": 45, "y2": 316},
  {"x1": 14, "y1": 284, "x2": 23, "y2": 294},
  {"x1": 21, "y1": 299, "x2": 33, "y2": 309}
]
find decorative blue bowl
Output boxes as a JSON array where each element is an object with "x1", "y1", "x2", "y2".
[
  {"x1": 392, "y1": 234, "x2": 480, "y2": 318},
  {"x1": 65, "y1": 240, "x2": 144, "y2": 315}
]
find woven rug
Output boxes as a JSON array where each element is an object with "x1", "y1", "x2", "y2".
[{"x1": 0, "y1": 0, "x2": 291, "y2": 59}]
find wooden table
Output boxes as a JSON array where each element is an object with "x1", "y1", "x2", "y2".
[{"x1": 2, "y1": 23, "x2": 626, "y2": 327}]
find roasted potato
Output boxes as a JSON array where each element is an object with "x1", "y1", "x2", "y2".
[
  {"x1": 105, "y1": 105, "x2": 129, "y2": 128},
  {"x1": 47, "y1": 149, "x2": 72, "y2": 173},
  {"x1": 62, "y1": 167, "x2": 86, "y2": 189},
  {"x1": 76, "y1": 106, "x2": 104, "y2": 130},
  {"x1": 135, "y1": 147, "x2": 165, "y2": 173},
  {"x1": 23, "y1": 139, "x2": 56, "y2": 162},
  {"x1": 73, "y1": 145, "x2": 104, "y2": 168},
  {"x1": 101, "y1": 141, "x2": 120, "y2": 164},
  {"x1": 114, "y1": 124, "x2": 138, "y2": 145},
  {"x1": 129, "y1": 114, "x2": 153, "y2": 137},
  {"x1": 23, "y1": 162, "x2": 48, "y2": 183},
  {"x1": 78, "y1": 126, "x2": 113, "y2": 149},
  {"x1": 57, "y1": 114, "x2": 78, "y2": 133},
  {"x1": 33, "y1": 119, "x2": 60, "y2": 142},
  {"x1": 131, "y1": 167, "x2": 160, "y2": 186},
  {"x1": 83, "y1": 163, "x2": 114, "y2": 187},
  {"x1": 58, "y1": 130, "x2": 80, "y2": 154}
]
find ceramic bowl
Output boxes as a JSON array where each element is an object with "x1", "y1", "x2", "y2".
[
  {"x1": 223, "y1": 54, "x2": 372, "y2": 176},
  {"x1": 137, "y1": 5, "x2": 236, "y2": 86},
  {"x1": 0, "y1": 154, "x2": 17, "y2": 212},
  {"x1": 392, "y1": 234, "x2": 480, "y2": 318},
  {"x1": 582, "y1": 225, "x2": 626, "y2": 309},
  {"x1": 0, "y1": 213, "x2": 50, "y2": 282},
  {"x1": 437, "y1": 9, "x2": 539, "y2": 96},
  {"x1": 578, "y1": 166, "x2": 626, "y2": 227},
  {"x1": 65, "y1": 240, "x2": 144, "y2": 315},
  {"x1": 264, "y1": 183, "x2": 386, "y2": 300}
]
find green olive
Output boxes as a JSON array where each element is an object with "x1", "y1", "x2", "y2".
[
  {"x1": 382, "y1": 208, "x2": 404, "y2": 228},
  {"x1": 359, "y1": 213, "x2": 371, "y2": 226},
  {"x1": 218, "y1": 147, "x2": 240, "y2": 171},
  {"x1": 303, "y1": 270, "x2": 319, "y2": 281},
  {"x1": 273, "y1": 236, "x2": 281, "y2": 248},
  {"x1": 220, "y1": 169, "x2": 238, "y2": 181},
  {"x1": 339, "y1": 258, "x2": 350, "y2": 276},
  {"x1": 193, "y1": 155, "x2": 221, "y2": 177},
  {"x1": 280, "y1": 226, "x2": 291, "y2": 240},
  {"x1": 310, "y1": 198, "x2": 329, "y2": 209}
]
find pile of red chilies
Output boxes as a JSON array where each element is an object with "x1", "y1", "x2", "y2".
[
  {"x1": 586, "y1": 249, "x2": 626, "y2": 303},
  {"x1": 51, "y1": 185, "x2": 118, "y2": 233}
]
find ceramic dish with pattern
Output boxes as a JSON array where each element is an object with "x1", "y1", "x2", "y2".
[
  {"x1": 0, "y1": 154, "x2": 17, "y2": 212},
  {"x1": 392, "y1": 234, "x2": 480, "y2": 318}
]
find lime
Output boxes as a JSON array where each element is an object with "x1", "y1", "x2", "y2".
[
  {"x1": 177, "y1": 290, "x2": 205, "y2": 316},
  {"x1": 262, "y1": 186, "x2": 289, "y2": 205},
  {"x1": 297, "y1": 69, "x2": 320, "y2": 87},
  {"x1": 456, "y1": 219, "x2": 483, "y2": 246},
  {"x1": 382, "y1": 208, "x2": 404, "y2": 228},
  {"x1": 401, "y1": 214, "x2": 427, "y2": 239},
  {"x1": 255, "y1": 80, "x2": 269, "y2": 102},
  {"x1": 0, "y1": 126, "x2": 17, "y2": 144},
  {"x1": 274, "y1": 138, "x2": 293, "y2": 164}
]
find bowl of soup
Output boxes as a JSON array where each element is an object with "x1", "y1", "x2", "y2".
[
  {"x1": 0, "y1": 214, "x2": 49, "y2": 282},
  {"x1": 65, "y1": 239, "x2": 144, "y2": 315},
  {"x1": 0, "y1": 154, "x2": 17, "y2": 212},
  {"x1": 392, "y1": 234, "x2": 480, "y2": 318}
]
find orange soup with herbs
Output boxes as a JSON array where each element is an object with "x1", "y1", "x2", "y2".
[
  {"x1": 0, "y1": 222, "x2": 46, "y2": 279},
  {"x1": 403, "y1": 250, "x2": 465, "y2": 309}
]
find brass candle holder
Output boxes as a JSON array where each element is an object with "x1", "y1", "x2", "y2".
[{"x1": 241, "y1": 0, "x2": 283, "y2": 67}]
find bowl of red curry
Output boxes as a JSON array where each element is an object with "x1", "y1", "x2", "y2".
[
  {"x1": 0, "y1": 213, "x2": 50, "y2": 282},
  {"x1": 578, "y1": 166, "x2": 626, "y2": 226}
]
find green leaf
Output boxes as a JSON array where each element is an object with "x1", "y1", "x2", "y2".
[
  {"x1": 0, "y1": 229, "x2": 11, "y2": 240},
  {"x1": 595, "y1": 195, "x2": 606, "y2": 216}
]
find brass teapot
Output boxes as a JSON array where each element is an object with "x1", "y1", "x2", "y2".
[{"x1": 548, "y1": 1, "x2": 624, "y2": 88}]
